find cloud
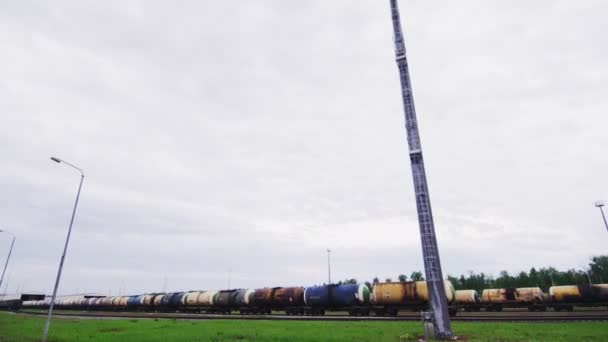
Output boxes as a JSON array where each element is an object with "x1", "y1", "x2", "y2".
[{"x1": 1, "y1": 0, "x2": 607, "y2": 296}]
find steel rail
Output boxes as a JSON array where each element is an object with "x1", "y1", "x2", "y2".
[{"x1": 17, "y1": 310, "x2": 608, "y2": 323}]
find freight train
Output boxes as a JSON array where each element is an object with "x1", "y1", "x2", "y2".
[{"x1": 19, "y1": 281, "x2": 608, "y2": 315}]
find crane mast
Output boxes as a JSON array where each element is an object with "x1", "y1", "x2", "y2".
[{"x1": 389, "y1": 0, "x2": 453, "y2": 338}]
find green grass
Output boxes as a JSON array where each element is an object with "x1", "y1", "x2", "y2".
[{"x1": 1, "y1": 312, "x2": 607, "y2": 341}]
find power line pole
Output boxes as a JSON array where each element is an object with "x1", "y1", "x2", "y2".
[
  {"x1": 327, "y1": 249, "x2": 332, "y2": 284},
  {"x1": 388, "y1": 0, "x2": 452, "y2": 338},
  {"x1": 43, "y1": 157, "x2": 85, "y2": 342},
  {"x1": 0, "y1": 230, "x2": 15, "y2": 292},
  {"x1": 595, "y1": 201, "x2": 608, "y2": 232}
]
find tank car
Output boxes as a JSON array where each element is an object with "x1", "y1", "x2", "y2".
[
  {"x1": 271, "y1": 287, "x2": 305, "y2": 315},
  {"x1": 454, "y1": 290, "x2": 480, "y2": 311},
  {"x1": 304, "y1": 284, "x2": 370, "y2": 315},
  {"x1": 371, "y1": 280, "x2": 455, "y2": 316},
  {"x1": 550, "y1": 284, "x2": 608, "y2": 311},
  {"x1": 247, "y1": 288, "x2": 274, "y2": 314},
  {"x1": 481, "y1": 287, "x2": 545, "y2": 311}
]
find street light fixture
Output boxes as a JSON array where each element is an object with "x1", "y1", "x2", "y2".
[
  {"x1": 595, "y1": 201, "x2": 608, "y2": 233},
  {"x1": 0, "y1": 230, "x2": 16, "y2": 293},
  {"x1": 42, "y1": 157, "x2": 85, "y2": 342}
]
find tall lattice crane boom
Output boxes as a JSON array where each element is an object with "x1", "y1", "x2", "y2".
[{"x1": 389, "y1": 0, "x2": 453, "y2": 338}]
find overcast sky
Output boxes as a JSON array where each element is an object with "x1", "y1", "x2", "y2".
[{"x1": 1, "y1": 0, "x2": 607, "y2": 296}]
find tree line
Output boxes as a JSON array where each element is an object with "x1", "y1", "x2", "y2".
[{"x1": 335, "y1": 255, "x2": 608, "y2": 293}]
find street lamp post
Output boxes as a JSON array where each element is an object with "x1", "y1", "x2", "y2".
[
  {"x1": 327, "y1": 249, "x2": 331, "y2": 284},
  {"x1": 42, "y1": 157, "x2": 85, "y2": 342},
  {"x1": 595, "y1": 201, "x2": 608, "y2": 233},
  {"x1": 0, "y1": 230, "x2": 16, "y2": 293}
]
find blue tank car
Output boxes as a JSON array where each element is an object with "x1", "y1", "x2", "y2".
[
  {"x1": 304, "y1": 284, "x2": 370, "y2": 309},
  {"x1": 127, "y1": 295, "x2": 143, "y2": 308}
]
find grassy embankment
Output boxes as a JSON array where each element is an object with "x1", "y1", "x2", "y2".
[{"x1": 1, "y1": 312, "x2": 607, "y2": 341}]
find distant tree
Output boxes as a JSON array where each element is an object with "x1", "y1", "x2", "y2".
[
  {"x1": 410, "y1": 271, "x2": 424, "y2": 281},
  {"x1": 529, "y1": 267, "x2": 539, "y2": 287},
  {"x1": 459, "y1": 275, "x2": 466, "y2": 289},
  {"x1": 398, "y1": 274, "x2": 407, "y2": 282},
  {"x1": 364, "y1": 282, "x2": 372, "y2": 290},
  {"x1": 385, "y1": 278, "x2": 392, "y2": 282},
  {"x1": 447, "y1": 275, "x2": 461, "y2": 290},
  {"x1": 373, "y1": 277, "x2": 379, "y2": 284},
  {"x1": 589, "y1": 255, "x2": 608, "y2": 283},
  {"x1": 342, "y1": 278, "x2": 357, "y2": 285}
]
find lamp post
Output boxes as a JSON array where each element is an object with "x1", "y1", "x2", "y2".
[
  {"x1": 327, "y1": 248, "x2": 331, "y2": 284},
  {"x1": 42, "y1": 157, "x2": 85, "y2": 342},
  {"x1": 595, "y1": 201, "x2": 608, "y2": 233},
  {"x1": 0, "y1": 230, "x2": 16, "y2": 293}
]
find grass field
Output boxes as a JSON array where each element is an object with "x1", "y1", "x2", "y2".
[{"x1": 1, "y1": 312, "x2": 607, "y2": 341}]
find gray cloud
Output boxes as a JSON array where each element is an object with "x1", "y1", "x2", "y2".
[{"x1": 1, "y1": 0, "x2": 607, "y2": 296}]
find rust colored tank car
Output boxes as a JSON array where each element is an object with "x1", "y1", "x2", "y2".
[
  {"x1": 251, "y1": 288, "x2": 274, "y2": 307},
  {"x1": 481, "y1": 288, "x2": 517, "y2": 304},
  {"x1": 272, "y1": 287, "x2": 305, "y2": 307},
  {"x1": 455, "y1": 290, "x2": 480, "y2": 304},
  {"x1": 516, "y1": 287, "x2": 543, "y2": 304}
]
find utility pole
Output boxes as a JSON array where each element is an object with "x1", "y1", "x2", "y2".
[
  {"x1": 0, "y1": 230, "x2": 16, "y2": 292},
  {"x1": 327, "y1": 249, "x2": 332, "y2": 284},
  {"x1": 43, "y1": 157, "x2": 85, "y2": 342},
  {"x1": 388, "y1": 0, "x2": 452, "y2": 338},
  {"x1": 594, "y1": 201, "x2": 608, "y2": 232}
]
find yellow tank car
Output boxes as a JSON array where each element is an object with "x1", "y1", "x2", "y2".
[{"x1": 415, "y1": 280, "x2": 455, "y2": 304}]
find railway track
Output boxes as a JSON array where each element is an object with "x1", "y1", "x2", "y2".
[{"x1": 17, "y1": 310, "x2": 608, "y2": 322}]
